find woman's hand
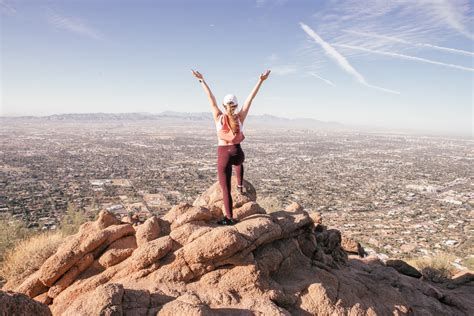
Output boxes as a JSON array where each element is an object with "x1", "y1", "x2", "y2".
[
  {"x1": 191, "y1": 69, "x2": 204, "y2": 80},
  {"x1": 259, "y1": 69, "x2": 271, "y2": 81}
]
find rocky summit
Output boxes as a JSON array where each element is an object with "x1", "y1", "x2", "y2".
[{"x1": 1, "y1": 179, "x2": 473, "y2": 315}]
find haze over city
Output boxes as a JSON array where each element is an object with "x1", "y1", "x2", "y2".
[{"x1": 1, "y1": 0, "x2": 473, "y2": 136}]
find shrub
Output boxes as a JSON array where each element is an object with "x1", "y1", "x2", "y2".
[
  {"x1": 0, "y1": 215, "x2": 33, "y2": 263},
  {"x1": 59, "y1": 203, "x2": 90, "y2": 235},
  {"x1": 407, "y1": 252, "x2": 458, "y2": 283},
  {"x1": 0, "y1": 204, "x2": 92, "y2": 288}
]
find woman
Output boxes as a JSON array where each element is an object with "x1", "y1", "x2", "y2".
[{"x1": 191, "y1": 69, "x2": 271, "y2": 225}]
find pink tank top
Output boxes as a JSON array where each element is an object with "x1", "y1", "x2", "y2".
[{"x1": 215, "y1": 113, "x2": 245, "y2": 146}]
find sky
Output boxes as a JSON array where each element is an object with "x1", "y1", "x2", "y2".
[{"x1": 1, "y1": 0, "x2": 473, "y2": 136}]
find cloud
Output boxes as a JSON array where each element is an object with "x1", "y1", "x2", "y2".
[
  {"x1": 334, "y1": 43, "x2": 474, "y2": 72},
  {"x1": 303, "y1": 0, "x2": 473, "y2": 69},
  {"x1": 308, "y1": 72, "x2": 336, "y2": 87},
  {"x1": 313, "y1": 0, "x2": 473, "y2": 40},
  {"x1": 432, "y1": 0, "x2": 474, "y2": 40},
  {"x1": 46, "y1": 9, "x2": 101, "y2": 40},
  {"x1": 345, "y1": 30, "x2": 474, "y2": 57},
  {"x1": 299, "y1": 22, "x2": 400, "y2": 94},
  {"x1": 262, "y1": 53, "x2": 299, "y2": 76},
  {"x1": 269, "y1": 64, "x2": 298, "y2": 75}
]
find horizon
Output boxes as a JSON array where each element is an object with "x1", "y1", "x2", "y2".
[
  {"x1": 1, "y1": 0, "x2": 473, "y2": 136},
  {"x1": 1, "y1": 110, "x2": 471, "y2": 139}
]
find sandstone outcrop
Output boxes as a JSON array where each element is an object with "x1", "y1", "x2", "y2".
[{"x1": 3, "y1": 179, "x2": 473, "y2": 315}]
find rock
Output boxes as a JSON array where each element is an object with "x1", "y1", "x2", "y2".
[
  {"x1": 96, "y1": 209, "x2": 121, "y2": 229},
  {"x1": 169, "y1": 221, "x2": 212, "y2": 247},
  {"x1": 48, "y1": 253, "x2": 94, "y2": 298},
  {"x1": 37, "y1": 222, "x2": 134, "y2": 287},
  {"x1": 341, "y1": 235, "x2": 368, "y2": 257},
  {"x1": 386, "y1": 259, "x2": 422, "y2": 278},
  {"x1": 62, "y1": 283, "x2": 124, "y2": 316},
  {"x1": 233, "y1": 201, "x2": 266, "y2": 220},
  {"x1": 285, "y1": 201, "x2": 304, "y2": 212},
  {"x1": 135, "y1": 216, "x2": 161, "y2": 246},
  {"x1": 130, "y1": 236, "x2": 173, "y2": 271},
  {"x1": 157, "y1": 296, "x2": 213, "y2": 316},
  {"x1": 15, "y1": 270, "x2": 48, "y2": 298},
  {"x1": 11, "y1": 180, "x2": 474, "y2": 316},
  {"x1": 193, "y1": 177, "x2": 257, "y2": 209},
  {"x1": 162, "y1": 202, "x2": 195, "y2": 224},
  {"x1": 309, "y1": 211, "x2": 322, "y2": 225},
  {"x1": 0, "y1": 290, "x2": 51, "y2": 316},
  {"x1": 450, "y1": 270, "x2": 474, "y2": 286},
  {"x1": 98, "y1": 235, "x2": 137, "y2": 268},
  {"x1": 171, "y1": 206, "x2": 213, "y2": 230},
  {"x1": 33, "y1": 291, "x2": 52, "y2": 305},
  {"x1": 182, "y1": 227, "x2": 249, "y2": 266}
]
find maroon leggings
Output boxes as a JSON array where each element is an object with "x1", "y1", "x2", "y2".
[{"x1": 217, "y1": 143, "x2": 245, "y2": 218}]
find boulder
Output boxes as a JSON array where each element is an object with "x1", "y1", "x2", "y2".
[
  {"x1": 386, "y1": 259, "x2": 422, "y2": 278},
  {"x1": 48, "y1": 253, "x2": 94, "y2": 298},
  {"x1": 130, "y1": 236, "x2": 174, "y2": 271},
  {"x1": 98, "y1": 235, "x2": 137, "y2": 268},
  {"x1": 341, "y1": 235, "x2": 368, "y2": 257},
  {"x1": 285, "y1": 201, "x2": 304, "y2": 212},
  {"x1": 15, "y1": 270, "x2": 48, "y2": 298},
  {"x1": 62, "y1": 283, "x2": 124, "y2": 316},
  {"x1": 0, "y1": 290, "x2": 51, "y2": 315},
  {"x1": 96, "y1": 209, "x2": 121, "y2": 229},
  {"x1": 170, "y1": 206, "x2": 213, "y2": 230},
  {"x1": 135, "y1": 215, "x2": 161, "y2": 246},
  {"x1": 233, "y1": 201, "x2": 266, "y2": 220},
  {"x1": 193, "y1": 177, "x2": 257, "y2": 209}
]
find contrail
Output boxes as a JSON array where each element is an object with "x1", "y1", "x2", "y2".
[
  {"x1": 299, "y1": 22, "x2": 400, "y2": 95},
  {"x1": 334, "y1": 43, "x2": 474, "y2": 72},
  {"x1": 308, "y1": 72, "x2": 336, "y2": 87},
  {"x1": 345, "y1": 30, "x2": 474, "y2": 57}
]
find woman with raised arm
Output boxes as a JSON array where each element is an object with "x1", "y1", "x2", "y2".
[{"x1": 191, "y1": 69, "x2": 271, "y2": 225}]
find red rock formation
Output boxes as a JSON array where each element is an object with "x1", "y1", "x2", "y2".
[{"x1": 3, "y1": 179, "x2": 473, "y2": 315}]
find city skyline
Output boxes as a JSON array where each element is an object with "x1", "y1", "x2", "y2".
[{"x1": 1, "y1": 0, "x2": 473, "y2": 136}]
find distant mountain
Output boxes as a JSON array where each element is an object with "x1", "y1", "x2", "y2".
[{"x1": 0, "y1": 111, "x2": 345, "y2": 129}]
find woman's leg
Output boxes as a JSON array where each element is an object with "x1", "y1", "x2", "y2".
[
  {"x1": 217, "y1": 146, "x2": 235, "y2": 219},
  {"x1": 234, "y1": 163, "x2": 244, "y2": 187},
  {"x1": 233, "y1": 145, "x2": 245, "y2": 192}
]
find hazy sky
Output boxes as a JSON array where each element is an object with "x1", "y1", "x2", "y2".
[{"x1": 1, "y1": 0, "x2": 473, "y2": 136}]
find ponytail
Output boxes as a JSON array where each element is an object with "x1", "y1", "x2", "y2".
[{"x1": 225, "y1": 105, "x2": 240, "y2": 134}]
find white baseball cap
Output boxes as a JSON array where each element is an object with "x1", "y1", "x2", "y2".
[{"x1": 223, "y1": 94, "x2": 238, "y2": 106}]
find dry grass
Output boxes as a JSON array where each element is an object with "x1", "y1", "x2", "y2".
[
  {"x1": 0, "y1": 205, "x2": 91, "y2": 288},
  {"x1": 0, "y1": 230, "x2": 65, "y2": 288},
  {"x1": 462, "y1": 257, "x2": 474, "y2": 270},
  {"x1": 407, "y1": 252, "x2": 458, "y2": 283},
  {"x1": 0, "y1": 216, "x2": 33, "y2": 262}
]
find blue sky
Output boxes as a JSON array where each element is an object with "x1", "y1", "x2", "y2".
[{"x1": 1, "y1": 0, "x2": 473, "y2": 136}]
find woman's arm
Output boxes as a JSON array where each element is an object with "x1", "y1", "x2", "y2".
[
  {"x1": 191, "y1": 69, "x2": 222, "y2": 122},
  {"x1": 239, "y1": 69, "x2": 271, "y2": 123}
]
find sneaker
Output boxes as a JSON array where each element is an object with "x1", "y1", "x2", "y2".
[{"x1": 217, "y1": 217, "x2": 235, "y2": 225}]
